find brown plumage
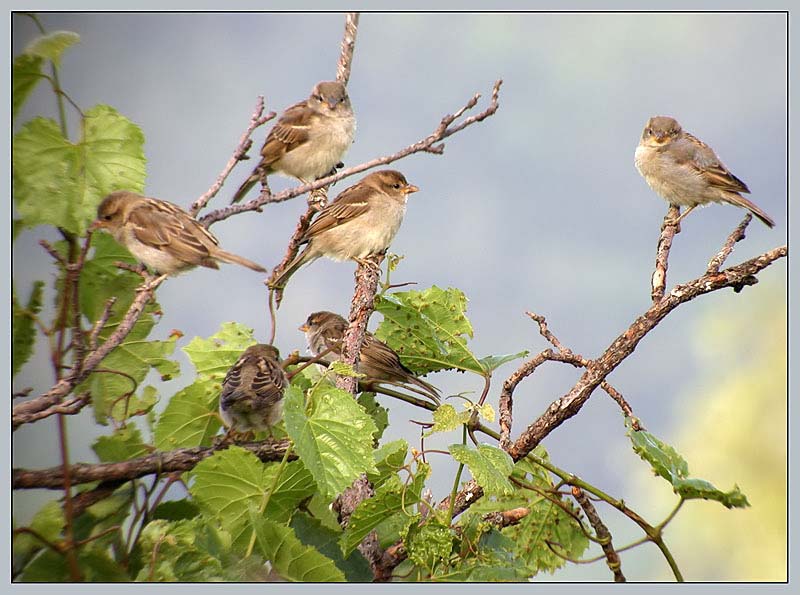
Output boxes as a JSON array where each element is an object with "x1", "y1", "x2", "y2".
[
  {"x1": 300, "y1": 311, "x2": 440, "y2": 405},
  {"x1": 635, "y1": 115, "x2": 775, "y2": 227},
  {"x1": 270, "y1": 170, "x2": 419, "y2": 289},
  {"x1": 230, "y1": 80, "x2": 356, "y2": 203},
  {"x1": 92, "y1": 191, "x2": 266, "y2": 275},
  {"x1": 219, "y1": 344, "x2": 287, "y2": 433}
]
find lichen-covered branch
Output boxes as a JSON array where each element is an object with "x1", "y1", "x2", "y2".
[{"x1": 13, "y1": 440, "x2": 291, "y2": 490}]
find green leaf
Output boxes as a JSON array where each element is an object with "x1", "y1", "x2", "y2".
[
  {"x1": 625, "y1": 417, "x2": 749, "y2": 508},
  {"x1": 84, "y1": 306, "x2": 178, "y2": 424},
  {"x1": 357, "y1": 392, "x2": 389, "y2": 442},
  {"x1": 375, "y1": 286, "x2": 481, "y2": 374},
  {"x1": 135, "y1": 519, "x2": 230, "y2": 581},
  {"x1": 12, "y1": 280, "x2": 44, "y2": 377},
  {"x1": 341, "y1": 462, "x2": 430, "y2": 556},
  {"x1": 424, "y1": 403, "x2": 471, "y2": 436},
  {"x1": 79, "y1": 232, "x2": 139, "y2": 322},
  {"x1": 92, "y1": 424, "x2": 150, "y2": 462},
  {"x1": 368, "y1": 439, "x2": 408, "y2": 487},
  {"x1": 13, "y1": 105, "x2": 146, "y2": 235},
  {"x1": 290, "y1": 512, "x2": 373, "y2": 582},
  {"x1": 405, "y1": 520, "x2": 454, "y2": 571},
  {"x1": 249, "y1": 512, "x2": 345, "y2": 582},
  {"x1": 478, "y1": 350, "x2": 529, "y2": 373},
  {"x1": 328, "y1": 360, "x2": 364, "y2": 378},
  {"x1": 190, "y1": 447, "x2": 315, "y2": 551},
  {"x1": 284, "y1": 384, "x2": 378, "y2": 499},
  {"x1": 449, "y1": 443, "x2": 514, "y2": 496},
  {"x1": 181, "y1": 322, "x2": 256, "y2": 380},
  {"x1": 24, "y1": 31, "x2": 80, "y2": 65},
  {"x1": 20, "y1": 547, "x2": 129, "y2": 582},
  {"x1": 13, "y1": 501, "x2": 65, "y2": 574},
  {"x1": 12, "y1": 54, "x2": 44, "y2": 120},
  {"x1": 151, "y1": 500, "x2": 201, "y2": 522},
  {"x1": 154, "y1": 381, "x2": 220, "y2": 449},
  {"x1": 505, "y1": 458, "x2": 588, "y2": 574}
]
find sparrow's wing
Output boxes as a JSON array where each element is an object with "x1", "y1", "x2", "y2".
[
  {"x1": 220, "y1": 356, "x2": 247, "y2": 403},
  {"x1": 251, "y1": 356, "x2": 288, "y2": 406},
  {"x1": 127, "y1": 199, "x2": 219, "y2": 263},
  {"x1": 259, "y1": 101, "x2": 313, "y2": 166},
  {"x1": 677, "y1": 133, "x2": 750, "y2": 194},
  {"x1": 302, "y1": 183, "x2": 373, "y2": 239},
  {"x1": 361, "y1": 334, "x2": 407, "y2": 382}
]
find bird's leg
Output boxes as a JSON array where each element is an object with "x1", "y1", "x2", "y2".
[
  {"x1": 353, "y1": 254, "x2": 383, "y2": 273},
  {"x1": 663, "y1": 204, "x2": 695, "y2": 229}
]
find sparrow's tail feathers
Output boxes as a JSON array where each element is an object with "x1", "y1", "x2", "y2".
[
  {"x1": 727, "y1": 194, "x2": 776, "y2": 228},
  {"x1": 269, "y1": 248, "x2": 316, "y2": 289},
  {"x1": 214, "y1": 249, "x2": 267, "y2": 272},
  {"x1": 406, "y1": 376, "x2": 442, "y2": 406},
  {"x1": 230, "y1": 174, "x2": 258, "y2": 205}
]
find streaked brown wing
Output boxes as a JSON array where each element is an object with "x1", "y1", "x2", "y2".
[
  {"x1": 362, "y1": 334, "x2": 406, "y2": 381},
  {"x1": 251, "y1": 357, "x2": 287, "y2": 406},
  {"x1": 220, "y1": 358, "x2": 246, "y2": 400},
  {"x1": 681, "y1": 132, "x2": 750, "y2": 194},
  {"x1": 302, "y1": 184, "x2": 372, "y2": 239},
  {"x1": 128, "y1": 199, "x2": 218, "y2": 263},
  {"x1": 260, "y1": 101, "x2": 313, "y2": 165}
]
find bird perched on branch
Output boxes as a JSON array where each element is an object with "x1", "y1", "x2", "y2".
[
  {"x1": 219, "y1": 344, "x2": 288, "y2": 436},
  {"x1": 269, "y1": 170, "x2": 419, "y2": 289},
  {"x1": 92, "y1": 191, "x2": 266, "y2": 275},
  {"x1": 230, "y1": 80, "x2": 356, "y2": 204},
  {"x1": 634, "y1": 115, "x2": 775, "y2": 227},
  {"x1": 300, "y1": 310, "x2": 441, "y2": 405}
]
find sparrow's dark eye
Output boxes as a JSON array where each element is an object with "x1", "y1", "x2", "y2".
[
  {"x1": 313, "y1": 94, "x2": 323, "y2": 102},
  {"x1": 392, "y1": 183, "x2": 401, "y2": 189},
  {"x1": 645, "y1": 128, "x2": 653, "y2": 136},
  {"x1": 103, "y1": 214, "x2": 113, "y2": 221}
]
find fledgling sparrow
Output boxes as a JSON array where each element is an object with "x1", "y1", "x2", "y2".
[
  {"x1": 219, "y1": 344, "x2": 288, "y2": 435},
  {"x1": 230, "y1": 80, "x2": 356, "y2": 203},
  {"x1": 270, "y1": 170, "x2": 419, "y2": 289},
  {"x1": 634, "y1": 116, "x2": 775, "y2": 227},
  {"x1": 92, "y1": 191, "x2": 266, "y2": 275},
  {"x1": 300, "y1": 311, "x2": 441, "y2": 405}
]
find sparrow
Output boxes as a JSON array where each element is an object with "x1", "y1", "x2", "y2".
[
  {"x1": 230, "y1": 80, "x2": 356, "y2": 203},
  {"x1": 270, "y1": 170, "x2": 419, "y2": 289},
  {"x1": 92, "y1": 191, "x2": 266, "y2": 275},
  {"x1": 300, "y1": 310, "x2": 441, "y2": 405},
  {"x1": 634, "y1": 116, "x2": 775, "y2": 227},
  {"x1": 219, "y1": 344, "x2": 288, "y2": 435}
]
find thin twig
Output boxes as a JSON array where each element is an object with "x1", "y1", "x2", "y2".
[
  {"x1": 190, "y1": 97, "x2": 276, "y2": 216},
  {"x1": 198, "y1": 80, "x2": 503, "y2": 228},
  {"x1": 336, "y1": 13, "x2": 360, "y2": 86},
  {"x1": 13, "y1": 440, "x2": 292, "y2": 490},
  {"x1": 707, "y1": 213, "x2": 752, "y2": 274},
  {"x1": 12, "y1": 274, "x2": 167, "y2": 429},
  {"x1": 651, "y1": 205, "x2": 681, "y2": 302},
  {"x1": 572, "y1": 486, "x2": 626, "y2": 582}
]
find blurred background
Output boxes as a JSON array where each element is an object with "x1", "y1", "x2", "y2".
[{"x1": 11, "y1": 12, "x2": 787, "y2": 581}]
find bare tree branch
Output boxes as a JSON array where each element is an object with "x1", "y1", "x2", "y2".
[
  {"x1": 572, "y1": 486, "x2": 625, "y2": 582},
  {"x1": 12, "y1": 274, "x2": 167, "y2": 430},
  {"x1": 197, "y1": 79, "x2": 503, "y2": 228},
  {"x1": 13, "y1": 440, "x2": 292, "y2": 490},
  {"x1": 190, "y1": 97, "x2": 276, "y2": 217},
  {"x1": 507, "y1": 243, "x2": 786, "y2": 462},
  {"x1": 651, "y1": 205, "x2": 681, "y2": 302}
]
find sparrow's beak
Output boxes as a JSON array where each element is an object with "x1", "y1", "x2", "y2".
[
  {"x1": 89, "y1": 219, "x2": 103, "y2": 231},
  {"x1": 405, "y1": 184, "x2": 420, "y2": 195},
  {"x1": 327, "y1": 97, "x2": 340, "y2": 109},
  {"x1": 298, "y1": 324, "x2": 309, "y2": 332}
]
